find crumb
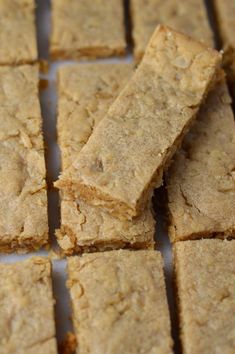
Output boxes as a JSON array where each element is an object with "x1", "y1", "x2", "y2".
[
  {"x1": 39, "y1": 79, "x2": 49, "y2": 90},
  {"x1": 39, "y1": 59, "x2": 49, "y2": 74},
  {"x1": 59, "y1": 332, "x2": 77, "y2": 354},
  {"x1": 48, "y1": 248, "x2": 65, "y2": 260}
]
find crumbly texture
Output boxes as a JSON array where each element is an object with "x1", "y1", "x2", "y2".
[
  {"x1": 0, "y1": 257, "x2": 57, "y2": 354},
  {"x1": 174, "y1": 240, "x2": 235, "y2": 354},
  {"x1": 56, "y1": 64, "x2": 155, "y2": 254},
  {"x1": 67, "y1": 250, "x2": 173, "y2": 354},
  {"x1": 50, "y1": 0, "x2": 126, "y2": 60},
  {"x1": 214, "y1": 0, "x2": 235, "y2": 90},
  {"x1": 0, "y1": 0, "x2": 37, "y2": 65},
  {"x1": 131, "y1": 0, "x2": 214, "y2": 61},
  {"x1": 0, "y1": 65, "x2": 48, "y2": 253},
  {"x1": 56, "y1": 25, "x2": 221, "y2": 220},
  {"x1": 57, "y1": 198, "x2": 155, "y2": 254},
  {"x1": 167, "y1": 82, "x2": 235, "y2": 242}
]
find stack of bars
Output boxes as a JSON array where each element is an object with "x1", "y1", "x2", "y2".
[{"x1": 0, "y1": 0, "x2": 235, "y2": 353}]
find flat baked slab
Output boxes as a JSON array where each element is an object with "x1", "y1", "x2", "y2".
[
  {"x1": 56, "y1": 25, "x2": 221, "y2": 220},
  {"x1": 174, "y1": 240, "x2": 235, "y2": 353},
  {"x1": 68, "y1": 250, "x2": 173, "y2": 354},
  {"x1": 50, "y1": 0, "x2": 126, "y2": 60},
  {"x1": 56, "y1": 64, "x2": 155, "y2": 254},
  {"x1": 167, "y1": 82, "x2": 235, "y2": 241},
  {"x1": 131, "y1": 0, "x2": 214, "y2": 61},
  {"x1": 0, "y1": 65, "x2": 48, "y2": 253},
  {"x1": 214, "y1": 0, "x2": 235, "y2": 93},
  {"x1": 0, "y1": 257, "x2": 57, "y2": 353},
  {"x1": 0, "y1": 0, "x2": 37, "y2": 65}
]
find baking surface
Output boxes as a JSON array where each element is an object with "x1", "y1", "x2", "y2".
[{"x1": 0, "y1": 1, "x2": 180, "y2": 352}]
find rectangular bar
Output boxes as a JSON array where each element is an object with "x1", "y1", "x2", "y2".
[
  {"x1": 56, "y1": 64, "x2": 155, "y2": 254},
  {"x1": 0, "y1": 65, "x2": 48, "y2": 253},
  {"x1": 56, "y1": 25, "x2": 221, "y2": 220},
  {"x1": 213, "y1": 1, "x2": 235, "y2": 95},
  {"x1": 67, "y1": 250, "x2": 173, "y2": 354},
  {"x1": 0, "y1": 0, "x2": 37, "y2": 65},
  {"x1": 0, "y1": 257, "x2": 57, "y2": 353},
  {"x1": 50, "y1": 0, "x2": 126, "y2": 60},
  {"x1": 174, "y1": 240, "x2": 235, "y2": 353},
  {"x1": 131, "y1": 0, "x2": 214, "y2": 61},
  {"x1": 166, "y1": 82, "x2": 235, "y2": 242}
]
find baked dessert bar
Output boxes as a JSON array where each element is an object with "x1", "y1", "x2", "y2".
[
  {"x1": 67, "y1": 250, "x2": 173, "y2": 354},
  {"x1": 0, "y1": 257, "x2": 57, "y2": 353},
  {"x1": 167, "y1": 82, "x2": 235, "y2": 242},
  {"x1": 214, "y1": 0, "x2": 235, "y2": 94},
  {"x1": 131, "y1": 0, "x2": 214, "y2": 61},
  {"x1": 0, "y1": 0, "x2": 37, "y2": 65},
  {"x1": 174, "y1": 240, "x2": 235, "y2": 354},
  {"x1": 56, "y1": 25, "x2": 221, "y2": 220},
  {"x1": 0, "y1": 65, "x2": 48, "y2": 253},
  {"x1": 56, "y1": 64, "x2": 155, "y2": 254},
  {"x1": 50, "y1": 0, "x2": 126, "y2": 60}
]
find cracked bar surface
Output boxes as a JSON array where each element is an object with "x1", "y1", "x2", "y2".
[
  {"x1": 68, "y1": 250, "x2": 173, "y2": 354},
  {"x1": 56, "y1": 64, "x2": 155, "y2": 254},
  {"x1": 174, "y1": 240, "x2": 235, "y2": 354},
  {"x1": 214, "y1": 0, "x2": 235, "y2": 95},
  {"x1": 56, "y1": 25, "x2": 221, "y2": 220},
  {"x1": 0, "y1": 65, "x2": 48, "y2": 253},
  {"x1": 167, "y1": 82, "x2": 235, "y2": 242},
  {"x1": 0, "y1": 0, "x2": 37, "y2": 65},
  {"x1": 131, "y1": 0, "x2": 214, "y2": 61},
  {"x1": 50, "y1": 0, "x2": 126, "y2": 60},
  {"x1": 0, "y1": 257, "x2": 57, "y2": 354}
]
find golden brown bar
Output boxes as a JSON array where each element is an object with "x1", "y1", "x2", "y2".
[
  {"x1": 56, "y1": 64, "x2": 155, "y2": 254},
  {"x1": 214, "y1": 0, "x2": 235, "y2": 94},
  {"x1": 0, "y1": 65, "x2": 48, "y2": 253},
  {"x1": 56, "y1": 25, "x2": 221, "y2": 220},
  {"x1": 174, "y1": 240, "x2": 235, "y2": 354},
  {"x1": 50, "y1": 0, "x2": 126, "y2": 60},
  {"x1": 167, "y1": 82, "x2": 235, "y2": 242},
  {"x1": 68, "y1": 250, "x2": 173, "y2": 354},
  {"x1": 0, "y1": 0, "x2": 37, "y2": 65},
  {"x1": 0, "y1": 257, "x2": 57, "y2": 353},
  {"x1": 131, "y1": 0, "x2": 214, "y2": 61}
]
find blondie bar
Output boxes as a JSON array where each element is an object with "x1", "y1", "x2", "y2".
[
  {"x1": 214, "y1": 0, "x2": 235, "y2": 94},
  {"x1": 131, "y1": 0, "x2": 214, "y2": 61},
  {"x1": 0, "y1": 0, "x2": 37, "y2": 65},
  {"x1": 56, "y1": 64, "x2": 155, "y2": 254},
  {"x1": 0, "y1": 65, "x2": 48, "y2": 253},
  {"x1": 50, "y1": 0, "x2": 126, "y2": 60},
  {"x1": 174, "y1": 240, "x2": 235, "y2": 353},
  {"x1": 68, "y1": 250, "x2": 173, "y2": 354},
  {"x1": 56, "y1": 25, "x2": 221, "y2": 220},
  {"x1": 167, "y1": 82, "x2": 235, "y2": 241},
  {"x1": 0, "y1": 257, "x2": 57, "y2": 353}
]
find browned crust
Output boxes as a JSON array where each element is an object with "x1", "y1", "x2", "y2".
[
  {"x1": 0, "y1": 233, "x2": 49, "y2": 254},
  {"x1": 50, "y1": 47, "x2": 125, "y2": 61},
  {"x1": 55, "y1": 227, "x2": 155, "y2": 255}
]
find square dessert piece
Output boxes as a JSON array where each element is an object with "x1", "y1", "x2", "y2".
[
  {"x1": 0, "y1": 257, "x2": 57, "y2": 353},
  {"x1": 50, "y1": 0, "x2": 126, "y2": 60},
  {"x1": 56, "y1": 25, "x2": 221, "y2": 220},
  {"x1": 56, "y1": 64, "x2": 155, "y2": 254},
  {"x1": 68, "y1": 250, "x2": 173, "y2": 354},
  {"x1": 131, "y1": 0, "x2": 214, "y2": 61},
  {"x1": 174, "y1": 240, "x2": 235, "y2": 353},
  {"x1": 0, "y1": 65, "x2": 48, "y2": 253},
  {"x1": 0, "y1": 0, "x2": 37, "y2": 65},
  {"x1": 167, "y1": 82, "x2": 235, "y2": 241}
]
